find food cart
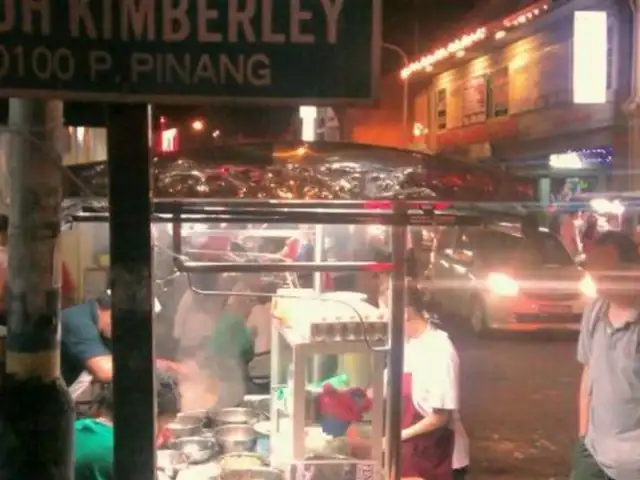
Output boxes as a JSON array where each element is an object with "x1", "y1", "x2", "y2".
[{"x1": 65, "y1": 141, "x2": 535, "y2": 479}]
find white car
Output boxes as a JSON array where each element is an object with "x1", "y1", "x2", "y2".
[{"x1": 427, "y1": 224, "x2": 594, "y2": 335}]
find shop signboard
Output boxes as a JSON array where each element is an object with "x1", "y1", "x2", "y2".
[
  {"x1": 436, "y1": 88, "x2": 447, "y2": 130},
  {"x1": 489, "y1": 67, "x2": 509, "y2": 117},
  {"x1": 0, "y1": 0, "x2": 381, "y2": 105},
  {"x1": 461, "y1": 75, "x2": 487, "y2": 125}
]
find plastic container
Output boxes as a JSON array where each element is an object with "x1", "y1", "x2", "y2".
[
  {"x1": 319, "y1": 417, "x2": 351, "y2": 437},
  {"x1": 253, "y1": 421, "x2": 271, "y2": 457}
]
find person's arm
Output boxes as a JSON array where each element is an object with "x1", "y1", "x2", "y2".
[
  {"x1": 401, "y1": 409, "x2": 452, "y2": 441},
  {"x1": 404, "y1": 339, "x2": 458, "y2": 441},
  {"x1": 85, "y1": 355, "x2": 113, "y2": 382},
  {"x1": 576, "y1": 300, "x2": 595, "y2": 436},
  {"x1": 60, "y1": 263, "x2": 76, "y2": 309},
  {"x1": 0, "y1": 262, "x2": 6, "y2": 310},
  {"x1": 86, "y1": 354, "x2": 187, "y2": 380},
  {"x1": 61, "y1": 311, "x2": 114, "y2": 382},
  {"x1": 578, "y1": 366, "x2": 590, "y2": 437}
]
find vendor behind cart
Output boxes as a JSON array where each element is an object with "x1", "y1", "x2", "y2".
[
  {"x1": 359, "y1": 286, "x2": 469, "y2": 479},
  {"x1": 61, "y1": 290, "x2": 183, "y2": 388},
  {"x1": 73, "y1": 369, "x2": 181, "y2": 480},
  {"x1": 399, "y1": 288, "x2": 469, "y2": 479}
]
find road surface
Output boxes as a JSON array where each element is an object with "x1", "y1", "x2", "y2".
[{"x1": 448, "y1": 325, "x2": 580, "y2": 480}]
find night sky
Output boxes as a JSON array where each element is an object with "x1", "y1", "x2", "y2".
[{"x1": 166, "y1": 0, "x2": 477, "y2": 138}]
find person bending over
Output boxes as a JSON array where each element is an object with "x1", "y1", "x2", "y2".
[
  {"x1": 73, "y1": 369, "x2": 181, "y2": 480},
  {"x1": 61, "y1": 290, "x2": 184, "y2": 388}
]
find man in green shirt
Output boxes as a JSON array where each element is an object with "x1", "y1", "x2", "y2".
[{"x1": 73, "y1": 370, "x2": 181, "y2": 480}]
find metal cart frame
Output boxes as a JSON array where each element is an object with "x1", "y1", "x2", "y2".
[
  {"x1": 70, "y1": 198, "x2": 426, "y2": 479},
  {"x1": 67, "y1": 140, "x2": 537, "y2": 480}
]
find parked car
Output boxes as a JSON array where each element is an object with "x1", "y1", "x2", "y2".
[{"x1": 426, "y1": 224, "x2": 595, "y2": 335}]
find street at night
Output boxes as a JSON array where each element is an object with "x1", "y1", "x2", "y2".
[
  {"x1": 1, "y1": 1, "x2": 638, "y2": 480},
  {"x1": 448, "y1": 323, "x2": 580, "y2": 480}
]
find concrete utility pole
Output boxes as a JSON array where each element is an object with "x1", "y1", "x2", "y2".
[{"x1": 2, "y1": 99, "x2": 74, "y2": 479}]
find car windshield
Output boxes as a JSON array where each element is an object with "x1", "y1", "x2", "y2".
[{"x1": 474, "y1": 231, "x2": 574, "y2": 267}]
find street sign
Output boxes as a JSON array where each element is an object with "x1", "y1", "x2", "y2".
[{"x1": 0, "y1": 0, "x2": 381, "y2": 105}]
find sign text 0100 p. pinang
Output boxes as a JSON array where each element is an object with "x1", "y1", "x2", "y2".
[{"x1": 0, "y1": 0, "x2": 381, "y2": 105}]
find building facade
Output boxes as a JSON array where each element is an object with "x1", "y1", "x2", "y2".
[{"x1": 404, "y1": 0, "x2": 631, "y2": 203}]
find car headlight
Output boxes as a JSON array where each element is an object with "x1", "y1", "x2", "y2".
[
  {"x1": 579, "y1": 274, "x2": 597, "y2": 298},
  {"x1": 486, "y1": 272, "x2": 519, "y2": 297},
  {"x1": 367, "y1": 225, "x2": 385, "y2": 237}
]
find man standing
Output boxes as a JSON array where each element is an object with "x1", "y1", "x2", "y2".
[{"x1": 570, "y1": 231, "x2": 640, "y2": 480}]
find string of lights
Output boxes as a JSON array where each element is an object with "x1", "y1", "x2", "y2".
[{"x1": 400, "y1": 0, "x2": 552, "y2": 80}]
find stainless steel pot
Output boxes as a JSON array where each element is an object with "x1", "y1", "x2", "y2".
[
  {"x1": 241, "y1": 395, "x2": 270, "y2": 417},
  {"x1": 213, "y1": 424, "x2": 257, "y2": 453},
  {"x1": 169, "y1": 436, "x2": 219, "y2": 464},
  {"x1": 219, "y1": 467, "x2": 284, "y2": 480},
  {"x1": 156, "y1": 449, "x2": 188, "y2": 480},
  {"x1": 166, "y1": 415, "x2": 204, "y2": 439},
  {"x1": 214, "y1": 407, "x2": 263, "y2": 427},
  {"x1": 178, "y1": 409, "x2": 214, "y2": 429}
]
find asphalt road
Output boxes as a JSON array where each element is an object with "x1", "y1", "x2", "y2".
[{"x1": 445, "y1": 322, "x2": 581, "y2": 480}]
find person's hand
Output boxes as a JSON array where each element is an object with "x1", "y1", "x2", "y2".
[
  {"x1": 178, "y1": 360, "x2": 200, "y2": 379},
  {"x1": 156, "y1": 359, "x2": 185, "y2": 376}
]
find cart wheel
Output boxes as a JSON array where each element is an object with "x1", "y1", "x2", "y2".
[{"x1": 469, "y1": 296, "x2": 490, "y2": 337}]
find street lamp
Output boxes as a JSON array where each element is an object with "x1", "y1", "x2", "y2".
[
  {"x1": 191, "y1": 119, "x2": 205, "y2": 131},
  {"x1": 383, "y1": 42, "x2": 409, "y2": 137}
]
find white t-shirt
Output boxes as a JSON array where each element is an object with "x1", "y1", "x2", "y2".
[
  {"x1": 173, "y1": 290, "x2": 218, "y2": 354},
  {"x1": 403, "y1": 328, "x2": 470, "y2": 470}
]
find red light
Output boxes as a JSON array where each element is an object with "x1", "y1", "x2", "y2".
[
  {"x1": 441, "y1": 174, "x2": 465, "y2": 186},
  {"x1": 364, "y1": 201, "x2": 392, "y2": 210},
  {"x1": 160, "y1": 128, "x2": 178, "y2": 152},
  {"x1": 365, "y1": 262, "x2": 393, "y2": 273},
  {"x1": 433, "y1": 201, "x2": 451, "y2": 211}
]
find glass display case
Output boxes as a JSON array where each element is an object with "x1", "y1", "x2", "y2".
[{"x1": 64, "y1": 141, "x2": 536, "y2": 480}]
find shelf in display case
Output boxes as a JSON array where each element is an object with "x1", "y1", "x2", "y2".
[
  {"x1": 273, "y1": 290, "x2": 389, "y2": 348},
  {"x1": 278, "y1": 326, "x2": 387, "y2": 355},
  {"x1": 287, "y1": 459, "x2": 380, "y2": 480},
  {"x1": 270, "y1": 322, "x2": 387, "y2": 473}
]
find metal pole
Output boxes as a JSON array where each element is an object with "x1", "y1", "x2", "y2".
[
  {"x1": 412, "y1": 0, "x2": 420, "y2": 55},
  {"x1": 385, "y1": 202, "x2": 407, "y2": 480},
  {"x1": 627, "y1": 0, "x2": 640, "y2": 191},
  {"x1": 402, "y1": 78, "x2": 409, "y2": 137},
  {"x1": 2, "y1": 99, "x2": 73, "y2": 479},
  {"x1": 311, "y1": 224, "x2": 325, "y2": 382},
  {"x1": 107, "y1": 104, "x2": 156, "y2": 480},
  {"x1": 383, "y1": 43, "x2": 410, "y2": 139}
]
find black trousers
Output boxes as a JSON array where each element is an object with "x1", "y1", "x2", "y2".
[
  {"x1": 453, "y1": 467, "x2": 468, "y2": 480},
  {"x1": 569, "y1": 438, "x2": 613, "y2": 480}
]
